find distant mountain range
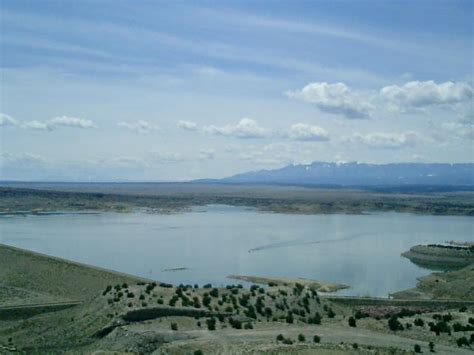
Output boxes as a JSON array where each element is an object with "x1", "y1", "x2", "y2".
[{"x1": 205, "y1": 162, "x2": 474, "y2": 187}]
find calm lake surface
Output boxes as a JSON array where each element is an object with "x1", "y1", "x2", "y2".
[{"x1": 1, "y1": 205, "x2": 473, "y2": 297}]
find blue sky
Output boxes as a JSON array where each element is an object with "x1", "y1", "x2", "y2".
[{"x1": 0, "y1": 0, "x2": 472, "y2": 181}]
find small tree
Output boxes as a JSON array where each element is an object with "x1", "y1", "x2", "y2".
[
  {"x1": 171, "y1": 323, "x2": 178, "y2": 331},
  {"x1": 414, "y1": 344, "x2": 421, "y2": 353},
  {"x1": 313, "y1": 335, "x2": 321, "y2": 343},
  {"x1": 276, "y1": 334, "x2": 284, "y2": 341},
  {"x1": 348, "y1": 316, "x2": 357, "y2": 327},
  {"x1": 298, "y1": 334, "x2": 306, "y2": 342}
]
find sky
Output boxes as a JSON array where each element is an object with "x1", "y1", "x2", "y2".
[{"x1": 0, "y1": 0, "x2": 473, "y2": 181}]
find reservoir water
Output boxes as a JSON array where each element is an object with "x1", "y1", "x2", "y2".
[{"x1": 1, "y1": 205, "x2": 472, "y2": 297}]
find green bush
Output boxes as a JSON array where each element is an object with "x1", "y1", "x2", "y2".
[
  {"x1": 298, "y1": 334, "x2": 305, "y2": 342},
  {"x1": 457, "y1": 336, "x2": 469, "y2": 347},
  {"x1": 194, "y1": 350, "x2": 203, "y2": 355},
  {"x1": 414, "y1": 318, "x2": 424, "y2": 327},
  {"x1": 276, "y1": 334, "x2": 284, "y2": 341},
  {"x1": 313, "y1": 335, "x2": 321, "y2": 343},
  {"x1": 206, "y1": 318, "x2": 216, "y2": 331},
  {"x1": 388, "y1": 316, "x2": 404, "y2": 331},
  {"x1": 348, "y1": 316, "x2": 356, "y2": 327},
  {"x1": 171, "y1": 323, "x2": 178, "y2": 331},
  {"x1": 414, "y1": 344, "x2": 421, "y2": 353}
]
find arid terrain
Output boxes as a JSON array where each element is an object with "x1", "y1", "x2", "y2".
[{"x1": 1, "y1": 243, "x2": 473, "y2": 354}]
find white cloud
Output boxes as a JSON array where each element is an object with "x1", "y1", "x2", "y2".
[
  {"x1": 177, "y1": 120, "x2": 198, "y2": 131},
  {"x1": 286, "y1": 82, "x2": 373, "y2": 119},
  {"x1": 349, "y1": 131, "x2": 421, "y2": 149},
  {"x1": 48, "y1": 116, "x2": 97, "y2": 129},
  {"x1": 380, "y1": 80, "x2": 473, "y2": 111},
  {"x1": 1, "y1": 113, "x2": 97, "y2": 131},
  {"x1": 285, "y1": 123, "x2": 329, "y2": 141},
  {"x1": 204, "y1": 118, "x2": 268, "y2": 138},
  {"x1": 286, "y1": 80, "x2": 473, "y2": 119},
  {"x1": 22, "y1": 120, "x2": 52, "y2": 131},
  {"x1": 20, "y1": 116, "x2": 97, "y2": 131},
  {"x1": 0, "y1": 113, "x2": 19, "y2": 127},
  {"x1": 118, "y1": 120, "x2": 160, "y2": 133}
]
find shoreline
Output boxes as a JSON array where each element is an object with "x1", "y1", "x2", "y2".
[
  {"x1": 227, "y1": 275, "x2": 349, "y2": 293},
  {"x1": 2, "y1": 186, "x2": 474, "y2": 216}
]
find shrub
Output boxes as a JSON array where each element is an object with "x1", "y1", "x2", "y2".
[
  {"x1": 298, "y1": 334, "x2": 305, "y2": 342},
  {"x1": 203, "y1": 294, "x2": 212, "y2": 307},
  {"x1": 282, "y1": 338, "x2": 293, "y2": 345},
  {"x1": 230, "y1": 318, "x2": 242, "y2": 329},
  {"x1": 139, "y1": 294, "x2": 145, "y2": 300},
  {"x1": 457, "y1": 336, "x2": 469, "y2": 347},
  {"x1": 429, "y1": 321, "x2": 451, "y2": 335},
  {"x1": 348, "y1": 316, "x2": 356, "y2": 327},
  {"x1": 313, "y1": 335, "x2": 321, "y2": 343},
  {"x1": 453, "y1": 322, "x2": 474, "y2": 332},
  {"x1": 276, "y1": 334, "x2": 284, "y2": 341},
  {"x1": 459, "y1": 306, "x2": 467, "y2": 312},
  {"x1": 210, "y1": 288, "x2": 219, "y2": 298},
  {"x1": 286, "y1": 313, "x2": 294, "y2": 324},
  {"x1": 414, "y1": 344, "x2": 421, "y2": 353},
  {"x1": 388, "y1": 316, "x2": 404, "y2": 331},
  {"x1": 352, "y1": 343, "x2": 358, "y2": 349},
  {"x1": 157, "y1": 298, "x2": 163, "y2": 304},
  {"x1": 429, "y1": 342, "x2": 435, "y2": 352},
  {"x1": 327, "y1": 308, "x2": 336, "y2": 318},
  {"x1": 203, "y1": 283, "x2": 212, "y2": 289},
  {"x1": 194, "y1": 351, "x2": 203, "y2": 355},
  {"x1": 103, "y1": 285, "x2": 112, "y2": 295},
  {"x1": 206, "y1": 318, "x2": 216, "y2": 331},
  {"x1": 171, "y1": 323, "x2": 178, "y2": 331},
  {"x1": 122, "y1": 283, "x2": 128, "y2": 288},
  {"x1": 244, "y1": 322, "x2": 253, "y2": 329},
  {"x1": 414, "y1": 318, "x2": 424, "y2": 327}
]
